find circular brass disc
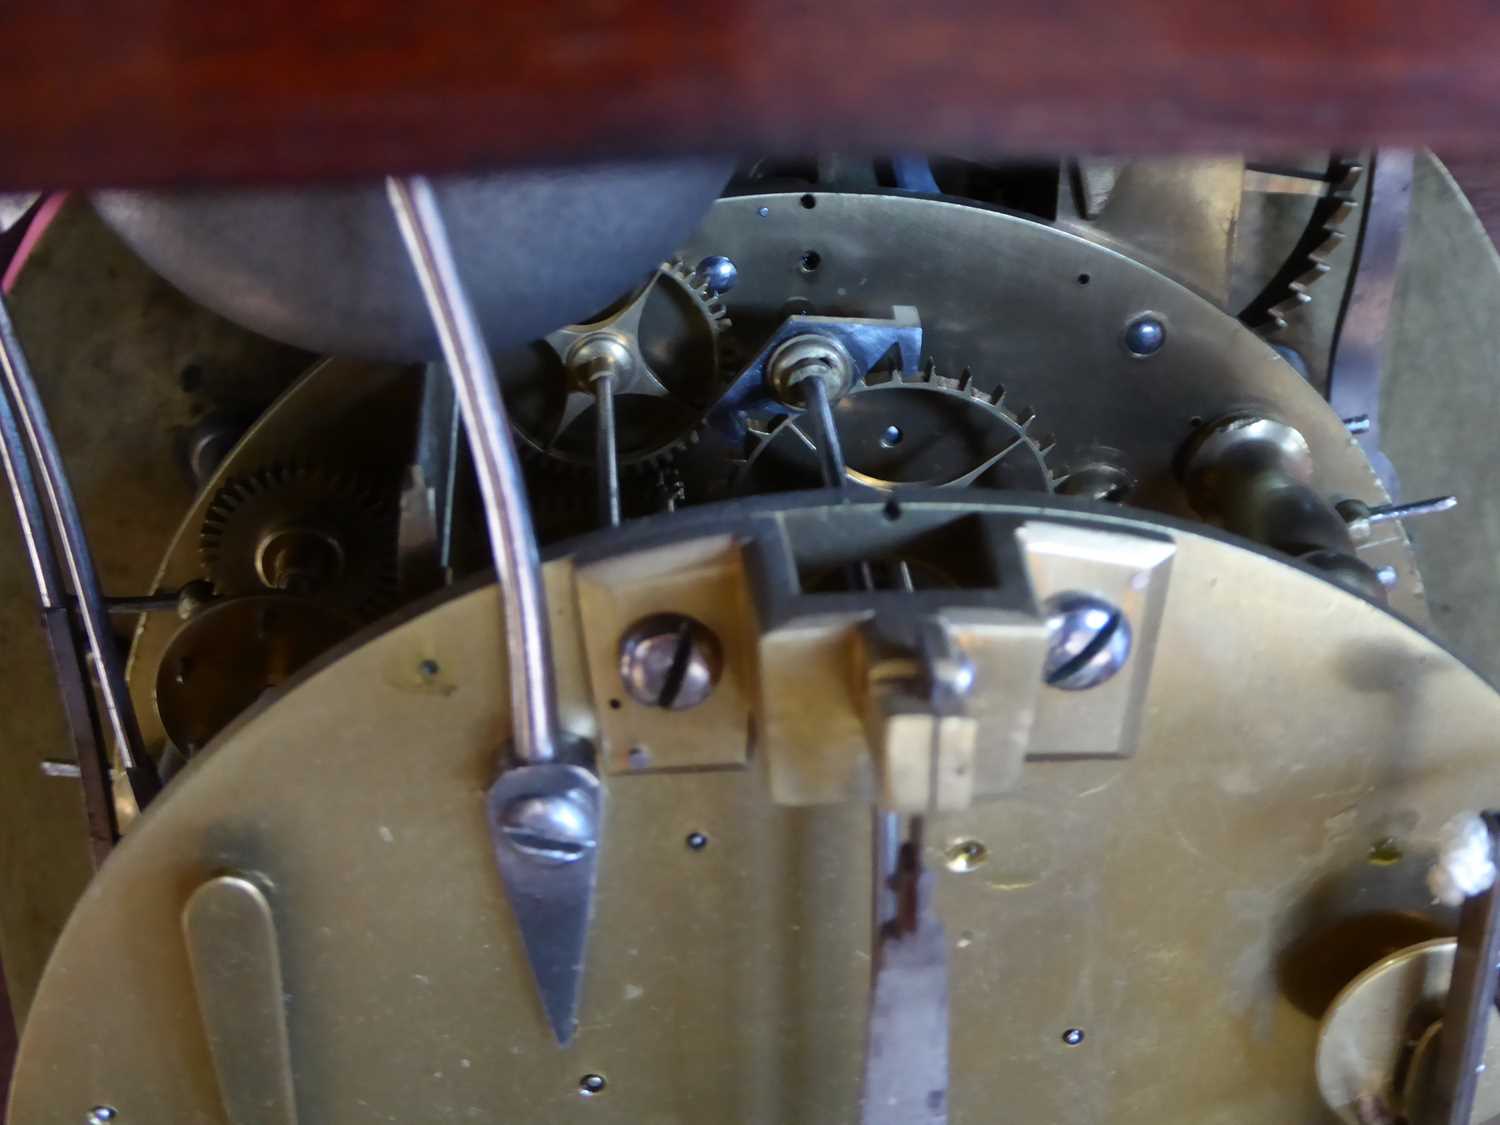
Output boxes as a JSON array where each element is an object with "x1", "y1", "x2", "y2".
[
  {"x1": 13, "y1": 502, "x2": 1500, "y2": 1123},
  {"x1": 1317, "y1": 938, "x2": 1500, "y2": 1123}
]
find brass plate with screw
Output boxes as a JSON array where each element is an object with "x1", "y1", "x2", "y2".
[{"x1": 11, "y1": 499, "x2": 1497, "y2": 1123}]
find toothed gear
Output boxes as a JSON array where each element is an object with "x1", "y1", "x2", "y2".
[
  {"x1": 199, "y1": 464, "x2": 400, "y2": 620},
  {"x1": 505, "y1": 259, "x2": 732, "y2": 474},
  {"x1": 1240, "y1": 156, "x2": 1365, "y2": 335},
  {"x1": 736, "y1": 363, "x2": 1056, "y2": 495},
  {"x1": 524, "y1": 459, "x2": 691, "y2": 546}
]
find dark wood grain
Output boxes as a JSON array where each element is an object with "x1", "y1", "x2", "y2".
[{"x1": 6, "y1": 1, "x2": 1500, "y2": 187}]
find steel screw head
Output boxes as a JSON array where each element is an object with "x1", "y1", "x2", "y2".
[
  {"x1": 579, "y1": 1073, "x2": 607, "y2": 1097},
  {"x1": 498, "y1": 791, "x2": 596, "y2": 865},
  {"x1": 1043, "y1": 593, "x2": 1131, "y2": 691},
  {"x1": 619, "y1": 613, "x2": 723, "y2": 710},
  {"x1": 1123, "y1": 315, "x2": 1165, "y2": 357},
  {"x1": 696, "y1": 255, "x2": 738, "y2": 294}
]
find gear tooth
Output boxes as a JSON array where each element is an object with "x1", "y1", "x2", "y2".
[
  {"x1": 957, "y1": 368, "x2": 976, "y2": 393},
  {"x1": 1290, "y1": 263, "x2": 1331, "y2": 293},
  {"x1": 1037, "y1": 435, "x2": 1057, "y2": 456},
  {"x1": 990, "y1": 384, "x2": 1007, "y2": 407},
  {"x1": 921, "y1": 358, "x2": 937, "y2": 380},
  {"x1": 1335, "y1": 162, "x2": 1366, "y2": 192},
  {"x1": 1307, "y1": 231, "x2": 1345, "y2": 263},
  {"x1": 1269, "y1": 294, "x2": 1312, "y2": 322},
  {"x1": 1326, "y1": 200, "x2": 1357, "y2": 226},
  {"x1": 1016, "y1": 407, "x2": 1037, "y2": 428}
]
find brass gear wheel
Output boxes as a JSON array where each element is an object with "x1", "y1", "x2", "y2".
[
  {"x1": 199, "y1": 463, "x2": 400, "y2": 620},
  {"x1": 1239, "y1": 155, "x2": 1366, "y2": 335},
  {"x1": 505, "y1": 259, "x2": 732, "y2": 473},
  {"x1": 736, "y1": 364, "x2": 1056, "y2": 494}
]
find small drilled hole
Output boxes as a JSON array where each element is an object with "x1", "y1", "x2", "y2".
[
  {"x1": 686, "y1": 831, "x2": 708, "y2": 851},
  {"x1": 608, "y1": 698, "x2": 622, "y2": 710},
  {"x1": 883, "y1": 499, "x2": 902, "y2": 521},
  {"x1": 418, "y1": 659, "x2": 440, "y2": 678},
  {"x1": 800, "y1": 193, "x2": 816, "y2": 209},
  {"x1": 944, "y1": 838, "x2": 989, "y2": 872},
  {"x1": 1077, "y1": 273, "x2": 1090, "y2": 285},
  {"x1": 178, "y1": 364, "x2": 203, "y2": 393},
  {"x1": 1368, "y1": 837, "x2": 1404, "y2": 865},
  {"x1": 1062, "y1": 1028, "x2": 1085, "y2": 1046},
  {"x1": 799, "y1": 250, "x2": 822, "y2": 273},
  {"x1": 1188, "y1": 416, "x2": 1203, "y2": 429}
]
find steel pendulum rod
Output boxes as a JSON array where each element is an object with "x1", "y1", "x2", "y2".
[
  {"x1": 387, "y1": 175, "x2": 557, "y2": 765},
  {"x1": 592, "y1": 371, "x2": 620, "y2": 528},
  {"x1": 0, "y1": 291, "x2": 159, "y2": 817},
  {"x1": 388, "y1": 175, "x2": 601, "y2": 1047},
  {"x1": 1432, "y1": 812, "x2": 1500, "y2": 1125}
]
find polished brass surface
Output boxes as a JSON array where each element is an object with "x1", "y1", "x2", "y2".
[
  {"x1": 1017, "y1": 523, "x2": 1174, "y2": 759},
  {"x1": 1058, "y1": 158, "x2": 1246, "y2": 306},
  {"x1": 155, "y1": 594, "x2": 355, "y2": 753},
  {"x1": 12, "y1": 499, "x2": 1500, "y2": 1123},
  {"x1": 182, "y1": 875, "x2": 299, "y2": 1125},
  {"x1": 1315, "y1": 938, "x2": 1500, "y2": 1124},
  {"x1": 575, "y1": 534, "x2": 755, "y2": 773}
]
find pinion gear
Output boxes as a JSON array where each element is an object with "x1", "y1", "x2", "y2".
[{"x1": 199, "y1": 463, "x2": 400, "y2": 620}]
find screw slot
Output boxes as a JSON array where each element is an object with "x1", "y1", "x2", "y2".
[
  {"x1": 619, "y1": 613, "x2": 723, "y2": 710},
  {"x1": 1043, "y1": 593, "x2": 1132, "y2": 691},
  {"x1": 498, "y1": 793, "x2": 596, "y2": 865}
]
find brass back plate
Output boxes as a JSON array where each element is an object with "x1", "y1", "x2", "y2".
[{"x1": 13, "y1": 506, "x2": 1499, "y2": 1123}]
